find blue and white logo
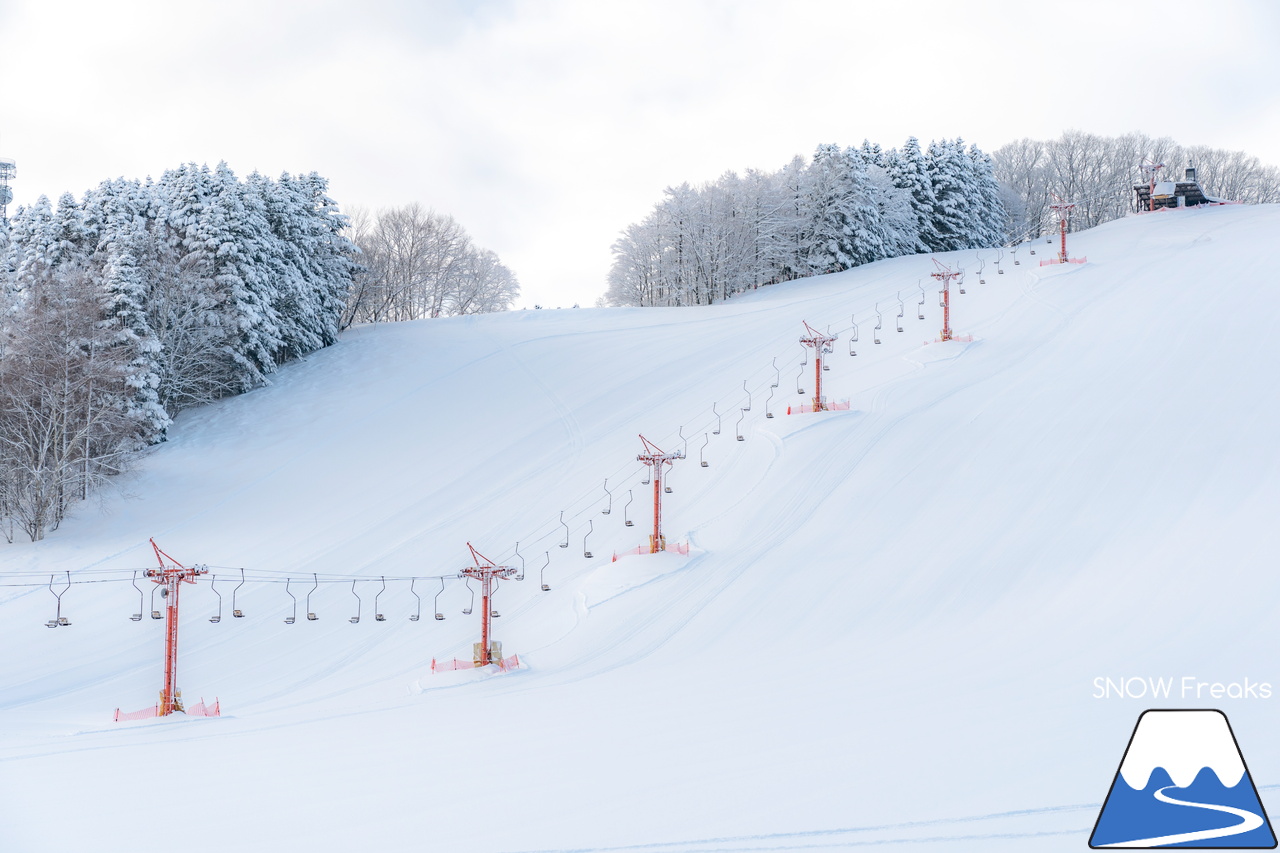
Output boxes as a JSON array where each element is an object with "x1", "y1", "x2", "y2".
[{"x1": 1091, "y1": 709, "x2": 1276, "y2": 848}]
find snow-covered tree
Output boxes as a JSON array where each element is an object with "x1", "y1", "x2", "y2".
[
  {"x1": 992, "y1": 130, "x2": 1280, "y2": 243},
  {"x1": 886, "y1": 137, "x2": 938, "y2": 253},
  {"x1": 606, "y1": 135, "x2": 1006, "y2": 306},
  {"x1": 926, "y1": 138, "x2": 978, "y2": 252},
  {"x1": 343, "y1": 203, "x2": 514, "y2": 324},
  {"x1": 0, "y1": 162, "x2": 359, "y2": 539}
]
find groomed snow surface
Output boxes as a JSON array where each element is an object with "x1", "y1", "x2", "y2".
[{"x1": 2, "y1": 205, "x2": 1278, "y2": 852}]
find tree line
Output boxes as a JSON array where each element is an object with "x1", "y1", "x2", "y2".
[
  {"x1": 0, "y1": 164, "x2": 358, "y2": 541},
  {"x1": 1, "y1": 167, "x2": 523, "y2": 543},
  {"x1": 603, "y1": 137, "x2": 1006, "y2": 307},
  {"x1": 992, "y1": 129, "x2": 1280, "y2": 240}
]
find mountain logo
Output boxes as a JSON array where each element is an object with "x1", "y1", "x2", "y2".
[{"x1": 1090, "y1": 709, "x2": 1276, "y2": 848}]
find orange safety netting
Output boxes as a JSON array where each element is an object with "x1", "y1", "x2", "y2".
[
  {"x1": 611, "y1": 541, "x2": 689, "y2": 561},
  {"x1": 114, "y1": 705, "x2": 158, "y2": 722},
  {"x1": 113, "y1": 699, "x2": 219, "y2": 721},
  {"x1": 787, "y1": 401, "x2": 851, "y2": 415},
  {"x1": 432, "y1": 653, "x2": 521, "y2": 674}
]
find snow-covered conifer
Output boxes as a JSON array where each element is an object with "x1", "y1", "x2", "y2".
[{"x1": 887, "y1": 137, "x2": 940, "y2": 253}]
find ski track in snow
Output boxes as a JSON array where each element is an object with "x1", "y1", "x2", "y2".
[{"x1": 499, "y1": 802, "x2": 1098, "y2": 852}]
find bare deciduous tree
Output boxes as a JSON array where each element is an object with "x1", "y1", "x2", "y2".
[
  {"x1": 993, "y1": 131, "x2": 1280, "y2": 241},
  {"x1": 0, "y1": 267, "x2": 140, "y2": 541},
  {"x1": 342, "y1": 204, "x2": 519, "y2": 326}
]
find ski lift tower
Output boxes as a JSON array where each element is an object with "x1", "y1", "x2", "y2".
[
  {"x1": 458, "y1": 543, "x2": 517, "y2": 667},
  {"x1": 636, "y1": 435, "x2": 683, "y2": 554},
  {"x1": 1042, "y1": 197, "x2": 1087, "y2": 265},
  {"x1": 143, "y1": 539, "x2": 209, "y2": 716},
  {"x1": 930, "y1": 258, "x2": 961, "y2": 342},
  {"x1": 799, "y1": 321, "x2": 838, "y2": 411},
  {"x1": 1139, "y1": 161, "x2": 1165, "y2": 213},
  {"x1": 0, "y1": 157, "x2": 14, "y2": 224}
]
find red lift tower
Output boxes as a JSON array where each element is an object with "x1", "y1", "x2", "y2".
[
  {"x1": 799, "y1": 322, "x2": 838, "y2": 411},
  {"x1": 1041, "y1": 197, "x2": 1087, "y2": 266},
  {"x1": 636, "y1": 435, "x2": 682, "y2": 554},
  {"x1": 1140, "y1": 161, "x2": 1165, "y2": 213},
  {"x1": 930, "y1": 258, "x2": 961, "y2": 342},
  {"x1": 144, "y1": 539, "x2": 209, "y2": 716},
  {"x1": 459, "y1": 543, "x2": 517, "y2": 667}
]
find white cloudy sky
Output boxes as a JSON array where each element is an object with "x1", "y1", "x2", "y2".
[{"x1": 2, "y1": 0, "x2": 1277, "y2": 308}]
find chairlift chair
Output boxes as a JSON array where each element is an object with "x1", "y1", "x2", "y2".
[
  {"x1": 284, "y1": 577, "x2": 297, "y2": 624},
  {"x1": 601, "y1": 480, "x2": 611, "y2": 515},
  {"x1": 539, "y1": 552, "x2": 551, "y2": 592},
  {"x1": 624, "y1": 489, "x2": 635, "y2": 525},
  {"x1": 130, "y1": 571, "x2": 144, "y2": 621},
  {"x1": 374, "y1": 576, "x2": 387, "y2": 621},
  {"x1": 408, "y1": 577, "x2": 420, "y2": 622},
  {"x1": 461, "y1": 578, "x2": 474, "y2": 615},
  {"x1": 232, "y1": 568, "x2": 246, "y2": 618},
  {"x1": 917, "y1": 284, "x2": 926, "y2": 320},
  {"x1": 874, "y1": 304, "x2": 882, "y2": 345},
  {"x1": 349, "y1": 579, "x2": 362, "y2": 624},
  {"x1": 514, "y1": 542, "x2": 527, "y2": 581},
  {"x1": 584, "y1": 519, "x2": 594, "y2": 559},
  {"x1": 208, "y1": 574, "x2": 222, "y2": 623},
  {"x1": 45, "y1": 573, "x2": 72, "y2": 627},
  {"x1": 700, "y1": 433, "x2": 710, "y2": 465},
  {"x1": 150, "y1": 584, "x2": 162, "y2": 619},
  {"x1": 558, "y1": 511, "x2": 569, "y2": 548},
  {"x1": 307, "y1": 573, "x2": 320, "y2": 620},
  {"x1": 433, "y1": 577, "x2": 446, "y2": 620},
  {"x1": 712, "y1": 402, "x2": 722, "y2": 435}
]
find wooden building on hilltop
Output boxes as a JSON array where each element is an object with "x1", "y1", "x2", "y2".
[{"x1": 1133, "y1": 164, "x2": 1229, "y2": 212}]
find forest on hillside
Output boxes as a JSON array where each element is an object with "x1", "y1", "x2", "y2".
[
  {"x1": 606, "y1": 131, "x2": 1280, "y2": 308},
  {"x1": 603, "y1": 137, "x2": 1005, "y2": 307}
]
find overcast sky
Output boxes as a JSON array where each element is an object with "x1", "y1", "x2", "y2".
[{"x1": 2, "y1": 0, "x2": 1277, "y2": 308}]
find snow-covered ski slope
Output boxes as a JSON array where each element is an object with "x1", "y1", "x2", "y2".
[{"x1": 2, "y1": 204, "x2": 1278, "y2": 852}]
